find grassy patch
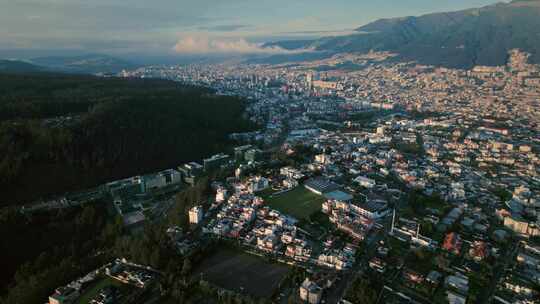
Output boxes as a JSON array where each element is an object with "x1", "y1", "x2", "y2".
[
  {"x1": 258, "y1": 188, "x2": 277, "y2": 199},
  {"x1": 264, "y1": 187, "x2": 325, "y2": 220},
  {"x1": 388, "y1": 236, "x2": 410, "y2": 258},
  {"x1": 405, "y1": 248, "x2": 434, "y2": 274},
  {"x1": 309, "y1": 211, "x2": 333, "y2": 231}
]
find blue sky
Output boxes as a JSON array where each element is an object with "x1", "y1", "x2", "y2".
[{"x1": 0, "y1": 0, "x2": 502, "y2": 55}]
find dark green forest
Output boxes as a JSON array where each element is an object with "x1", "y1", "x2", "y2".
[
  {"x1": 0, "y1": 73, "x2": 255, "y2": 205},
  {"x1": 0, "y1": 204, "x2": 118, "y2": 303}
]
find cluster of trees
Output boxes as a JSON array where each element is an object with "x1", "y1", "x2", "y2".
[
  {"x1": 168, "y1": 176, "x2": 210, "y2": 230},
  {"x1": 492, "y1": 186, "x2": 512, "y2": 202},
  {"x1": 271, "y1": 144, "x2": 318, "y2": 168},
  {"x1": 0, "y1": 204, "x2": 122, "y2": 303},
  {"x1": 0, "y1": 181, "x2": 206, "y2": 304},
  {"x1": 407, "y1": 190, "x2": 447, "y2": 216},
  {"x1": 0, "y1": 73, "x2": 255, "y2": 205},
  {"x1": 344, "y1": 275, "x2": 382, "y2": 304},
  {"x1": 390, "y1": 134, "x2": 425, "y2": 156}
]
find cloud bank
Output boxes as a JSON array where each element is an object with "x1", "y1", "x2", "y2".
[
  {"x1": 173, "y1": 36, "x2": 308, "y2": 55},
  {"x1": 197, "y1": 24, "x2": 250, "y2": 32}
]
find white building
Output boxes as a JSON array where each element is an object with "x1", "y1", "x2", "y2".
[
  {"x1": 216, "y1": 188, "x2": 228, "y2": 203},
  {"x1": 189, "y1": 206, "x2": 204, "y2": 225},
  {"x1": 350, "y1": 200, "x2": 389, "y2": 220},
  {"x1": 354, "y1": 176, "x2": 376, "y2": 188},
  {"x1": 315, "y1": 154, "x2": 328, "y2": 164},
  {"x1": 299, "y1": 278, "x2": 323, "y2": 304},
  {"x1": 283, "y1": 178, "x2": 299, "y2": 189},
  {"x1": 445, "y1": 274, "x2": 469, "y2": 294},
  {"x1": 280, "y1": 166, "x2": 305, "y2": 180},
  {"x1": 248, "y1": 176, "x2": 269, "y2": 193}
]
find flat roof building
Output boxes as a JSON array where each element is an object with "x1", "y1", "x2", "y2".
[{"x1": 304, "y1": 178, "x2": 340, "y2": 195}]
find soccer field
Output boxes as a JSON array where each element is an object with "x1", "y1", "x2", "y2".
[{"x1": 264, "y1": 186, "x2": 325, "y2": 219}]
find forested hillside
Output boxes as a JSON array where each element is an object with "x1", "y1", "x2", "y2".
[{"x1": 0, "y1": 73, "x2": 255, "y2": 205}]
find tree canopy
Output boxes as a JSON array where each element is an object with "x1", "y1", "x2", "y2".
[{"x1": 0, "y1": 73, "x2": 255, "y2": 205}]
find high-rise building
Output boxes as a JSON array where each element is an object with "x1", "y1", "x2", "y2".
[{"x1": 306, "y1": 72, "x2": 313, "y2": 91}]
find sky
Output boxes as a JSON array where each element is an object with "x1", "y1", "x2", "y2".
[{"x1": 0, "y1": 0, "x2": 503, "y2": 57}]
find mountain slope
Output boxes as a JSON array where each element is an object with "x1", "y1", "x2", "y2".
[
  {"x1": 268, "y1": 0, "x2": 540, "y2": 68},
  {"x1": 31, "y1": 54, "x2": 136, "y2": 74},
  {"x1": 0, "y1": 60, "x2": 45, "y2": 73}
]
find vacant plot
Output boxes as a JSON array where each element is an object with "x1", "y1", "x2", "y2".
[
  {"x1": 264, "y1": 186, "x2": 325, "y2": 219},
  {"x1": 193, "y1": 249, "x2": 290, "y2": 298}
]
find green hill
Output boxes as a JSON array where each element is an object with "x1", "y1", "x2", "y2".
[
  {"x1": 30, "y1": 54, "x2": 136, "y2": 74},
  {"x1": 0, "y1": 73, "x2": 254, "y2": 205},
  {"x1": 0, "y1": 60, "x2": 45, "y2": 73}
]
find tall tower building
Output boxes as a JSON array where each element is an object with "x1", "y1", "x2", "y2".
[{"x1": 306, "y1": 72, "x2": 313, "y2": 91}]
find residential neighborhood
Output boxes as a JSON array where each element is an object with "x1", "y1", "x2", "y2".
[{"x1": 34, "y1": 48, "x2": 540, "y2": 304}]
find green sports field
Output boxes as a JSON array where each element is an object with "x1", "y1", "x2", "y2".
[{"x1": 264, "y1": 186, "x2": 325, "y2": 219}]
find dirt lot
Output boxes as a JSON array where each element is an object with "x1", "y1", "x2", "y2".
[{"x1": 193, "y1": 248, "x2": 290, "y2": 298}]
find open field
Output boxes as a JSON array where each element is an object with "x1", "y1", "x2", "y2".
[
  {"x1": 193, "y1": 249, "x2": 290, "y2": 298},
  {"x1": 76, "y1": 276, "x2": 126, "y2": 304},
  {"x1": 264, "y1": 186, "x2": 325, "y2": 219}
]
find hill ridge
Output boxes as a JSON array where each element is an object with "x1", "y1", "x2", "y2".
[{"x1": 267, "y1": 1, "x2": 540, "y2": 68}]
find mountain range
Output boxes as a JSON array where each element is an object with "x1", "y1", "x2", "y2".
[
  {"x1": 0, "y1": 60, "x2": 45, "y2": 73},
  {"x1": 0, "y1": 54, "x2": 136, "y2": 75},
  {"x1": 29, "y1": 54, "x2": 136, "y2": 74},
  {"x1": 266, "y1": 0, "x2": 540, "y2": 68}
]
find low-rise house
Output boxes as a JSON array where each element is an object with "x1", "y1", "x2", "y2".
[
  {"x1": 469, "y1": 241, "x2": 489, "y2": 261},
  {"x1": 447, "y1": 291, "x2": 467, "y2": 304},
  {"x1": 427, "y1": 270, "x2": 443, "y2": 285},
  {"x1": 443, "y1": 232, "x2": 462, "y2": 255},
  {"x1": 369, "y1": 257, "x2": 387, "y2": 273},
  {"x1": 49, "y1": 287, "x2": 79, "y2": 304},
  {"x1": 403, "y1": 269, "x2": 425, "y2": 284},
  {"x1": 445, "y1": 274, "x2": 469, "y2": 294},
  {"x1": 354, "y1": 176, "x2": 376, "y2": 188}
]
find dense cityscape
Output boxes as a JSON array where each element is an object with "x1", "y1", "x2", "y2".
[
  {"x1": 2, "y1": 1, "x2": 540, "y2": 304},
  {"x1": 29, "y1": 48, "x2": 538, "y2": 304}
]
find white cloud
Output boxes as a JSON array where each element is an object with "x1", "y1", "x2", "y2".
[{"x1": 172, "y1": 36, "x2": 308, "y2": 55}]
